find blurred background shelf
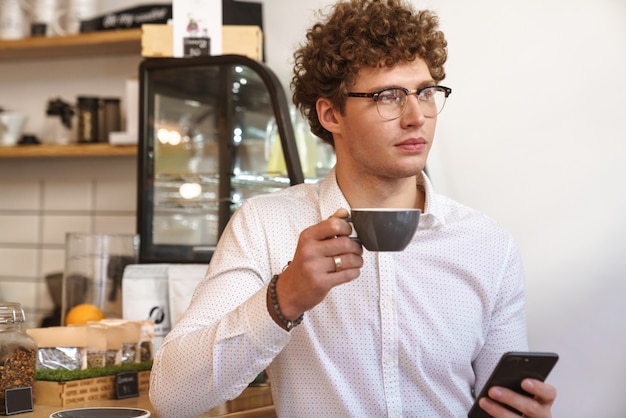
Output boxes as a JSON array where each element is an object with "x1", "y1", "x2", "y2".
[
  {"x1": 0, "y1": 28, "x2": 142, "y2": 60},
  {"x1": 0, "y1": 144, "x2": 137, "y2": 158}
]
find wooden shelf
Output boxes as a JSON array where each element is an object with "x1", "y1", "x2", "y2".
[
  {"x1": 0, "y1": 143, "x2": 137, "y2": 158},
  {"x1": 0, "y1": 28, "x2": 142, "y2": 60},
  {"x1": 0, "y1": 30, "x2": 142, "y2": 159}
]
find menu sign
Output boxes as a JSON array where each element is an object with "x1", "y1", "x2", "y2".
[{"x1": 115, "y1": 371, "x2": 140, "y2": 399}]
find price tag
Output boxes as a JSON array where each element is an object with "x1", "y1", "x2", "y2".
[
  {"x1": 115, "y1": 371, "x2": 140, "y2": 399},
  {"x1": 4, "y1": 387, "x2": 34, "y2": 415},
  {"x1": 183, "y1": 37, "x2": 210, "y2": 57}
]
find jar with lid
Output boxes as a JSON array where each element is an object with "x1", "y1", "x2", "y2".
[
  {"x1": 0, "y1": 302, "x2": 37, "y2": 413},
  {"x1": 99, "y1": 97, "x2": 121, "y2": 143},
  {"x1": 76, "y1": 96, "x2": 100, "y2": 143}
]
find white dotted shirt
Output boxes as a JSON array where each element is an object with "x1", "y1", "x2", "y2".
[{"x1": 150, "y1": 169, "x2": 528, "y2": 418}]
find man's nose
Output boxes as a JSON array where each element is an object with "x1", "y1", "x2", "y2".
[{"x1": 402, "y1": 92, "x2": 426, "y2": 122}]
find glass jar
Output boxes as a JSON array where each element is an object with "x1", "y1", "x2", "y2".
[
  {"x1": 76, "y1": 96, "x2": 100, "y2": 143},
  {"x1": 0, "y1": 302, "x2": 37, "y2": 412}
]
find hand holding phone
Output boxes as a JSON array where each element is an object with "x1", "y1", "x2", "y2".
[{"x1": 468, "y1": 351, "x2": 558, "y2": 418}]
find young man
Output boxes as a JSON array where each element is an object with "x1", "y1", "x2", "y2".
[{"x1": 150, "y1": 1, "x2": 557, "y2": 416}]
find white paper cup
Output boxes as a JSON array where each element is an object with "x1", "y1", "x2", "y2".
[{"x1": 0, "y1": 112, "x2": 27, "y2": 146}]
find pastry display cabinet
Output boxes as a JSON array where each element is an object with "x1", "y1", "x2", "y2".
[{"x1": 137, "y1": 55, "x2": 306, "y2": 263}]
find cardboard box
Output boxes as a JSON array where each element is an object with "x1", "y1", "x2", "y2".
[
  {"x1": 33, "y1": 371, "x2": 150, "y2": 407},
  {"x1": 141, "y1": 24, "x2": 263, "y2": 61},
  {"x1": 142, "y1": 24, "x2": 174, "y2": 57},
  {"x1": 222, "y1": 25, "x2": 263, "y2": 61}
]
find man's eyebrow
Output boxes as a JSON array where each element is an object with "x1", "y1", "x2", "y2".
[
  {"x1": 356, "y1": 79, "x2": 438, "y2": 92},
  {"x1": 374, "y1": 80, "x2": 437, "y2": 90},
  {"x1": 417, "y1": 79, "x2": 437, "y2": 88}
]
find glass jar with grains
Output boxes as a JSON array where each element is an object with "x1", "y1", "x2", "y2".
[{"x1": 0, "y1": 302, "x2": 37, "y2": 413}]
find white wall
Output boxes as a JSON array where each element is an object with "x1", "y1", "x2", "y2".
[
  {"x1": 424, "y1": 2, "x2": 626, "y2": 416},
  {"x1": 260, "y1": 0, "x2": 626, "y2": 416}
]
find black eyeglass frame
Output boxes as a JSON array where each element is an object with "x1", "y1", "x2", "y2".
[{"x1": 346, "y1": 85, "x2": 452, "y2": 119}]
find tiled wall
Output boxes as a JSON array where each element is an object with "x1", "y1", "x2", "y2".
[{"x1": 0, "y1": 156, "x2": 137, "y2": 328}]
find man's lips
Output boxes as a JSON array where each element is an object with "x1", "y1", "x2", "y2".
[{"x1": 395, "y1": 137, "x2": 427, "y2": 152}]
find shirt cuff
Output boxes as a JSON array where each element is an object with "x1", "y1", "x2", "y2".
[{"x1": 241, "y1": 283, "x2": 292, "y2": 352}]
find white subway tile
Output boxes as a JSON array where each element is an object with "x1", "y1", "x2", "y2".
[
  {"x1": 43, "y1": 179, "x2": 93, "y2": 211},
  {"x1": 94, "y1": 215, "x2": 137, "y2": 235},
  {"x1": 96, "y1": 180, "x2": 137, "y2": 211},
  {"x1": 0, "y1": 249, "x2": 38, "y2": 276},
  {"x1": 0, "y1": 280, "x2": 38, "y2": 314},
  {"x1": 36, "y1": 279, "x2": 57, "y2": 313},
  {"x1": 0, "y1": 180, "x2": 40, "y2": 210},
  {"x1": 0, "y1": 215, "x2": 40, "y2": 244},
  {"x1": 41, "y1": 248, "x2": 66, "y2": 276},
  {"x1": 42, "y1": 215, "x2": 91, "y2": 245}
]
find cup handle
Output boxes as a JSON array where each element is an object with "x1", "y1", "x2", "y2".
[{"x1": 342, "y1": 216, "x2": 362, "y2": 246}]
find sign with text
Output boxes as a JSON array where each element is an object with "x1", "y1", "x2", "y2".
[
  {"x1": 115, "y1": 371, "x2": 140, "y2": 399},
  {"x1": 173, "y1": 0, "x2": 222, "y2": 57}
]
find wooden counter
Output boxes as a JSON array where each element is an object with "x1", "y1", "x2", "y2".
[{"x1": 25, "y1": 386, "x2": 275, "y2": 418}]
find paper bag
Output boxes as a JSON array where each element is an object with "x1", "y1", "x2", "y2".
[{"x1": 122, "y1": 264, "x2": 171, "y2": 353}]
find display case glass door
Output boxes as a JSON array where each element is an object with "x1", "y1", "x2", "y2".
[{"x1": 138, "y1": 55, "x2": 305, "y2": 263}]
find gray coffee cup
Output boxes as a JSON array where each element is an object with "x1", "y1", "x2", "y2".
[{"x1": 347, "y1": 208, "x2": 421, "y2": 252}]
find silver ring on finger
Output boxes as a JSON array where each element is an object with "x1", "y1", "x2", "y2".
[{"x1": 333, "y1": 255, "x2": 343, "y2": 272}]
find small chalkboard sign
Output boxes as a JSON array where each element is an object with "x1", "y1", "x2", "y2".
[
  {"x1": 4, "y1": 386, "x2": 34, "y2": 415},
  {"x1": 183, "y1": 37, "x2": 211, "y2": 57},
  {"x1": 115, "y1": 371, "x2": 140, "y2": 399}
]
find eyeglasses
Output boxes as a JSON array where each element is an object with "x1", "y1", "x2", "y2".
[{"x1": 346, "y1": 85, "x2": 452, "y2": 120}]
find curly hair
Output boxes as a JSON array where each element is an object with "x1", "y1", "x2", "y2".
[{"x1": 291, "y1": 0, "x2": 448, "y2": 146}]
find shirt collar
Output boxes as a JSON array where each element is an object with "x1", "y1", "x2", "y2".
[
  {"x1": 318, "y1": 168, "x2": 351, "y2": 220},
  {"x1": 417, "y1": 171, "x2": 446, "y2": 228},
  {"x1": 318, "y1": 168, "x2": 446, "y2": 228}
]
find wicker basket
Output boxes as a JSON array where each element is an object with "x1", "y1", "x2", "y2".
[{"x1": 33, "y1": 371, "x2": 150, "y2": 407}]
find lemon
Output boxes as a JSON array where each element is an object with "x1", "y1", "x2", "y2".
[{"x1": 65, "y1": 303, "x2": 104, "y2": 325}]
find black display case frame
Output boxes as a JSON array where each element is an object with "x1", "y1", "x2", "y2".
[{"x1": 137, "y1": 55, "x2": 304, "y2": 263}]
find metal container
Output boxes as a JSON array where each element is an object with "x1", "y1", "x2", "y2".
[{"x1": 76, "y1": 96, "x2": 99, "y2": 142}]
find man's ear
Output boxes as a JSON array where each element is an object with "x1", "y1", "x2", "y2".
[{"x1": 316, "y1": 97, "x2": 340, "y2": 134}]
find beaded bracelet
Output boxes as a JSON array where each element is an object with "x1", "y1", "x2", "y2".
[{"x1": 269, "y1": 274, "x2": 304, "y2": 331}]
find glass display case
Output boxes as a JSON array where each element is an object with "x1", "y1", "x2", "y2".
[{"x1": 137, "y1": 55, "x2": 312, "y2": 263}]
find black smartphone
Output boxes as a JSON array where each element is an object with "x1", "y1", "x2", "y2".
[{"x1": 467, "y1": 351, "x2": 559, "y2": 418}]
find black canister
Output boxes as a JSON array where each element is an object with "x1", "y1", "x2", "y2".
[
  {"x1": 77, "y1": 96, "x2": 100, "y2": 143},
  {"x1": 100, "y1": 98, "x2": 121, "y2": 143}
]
